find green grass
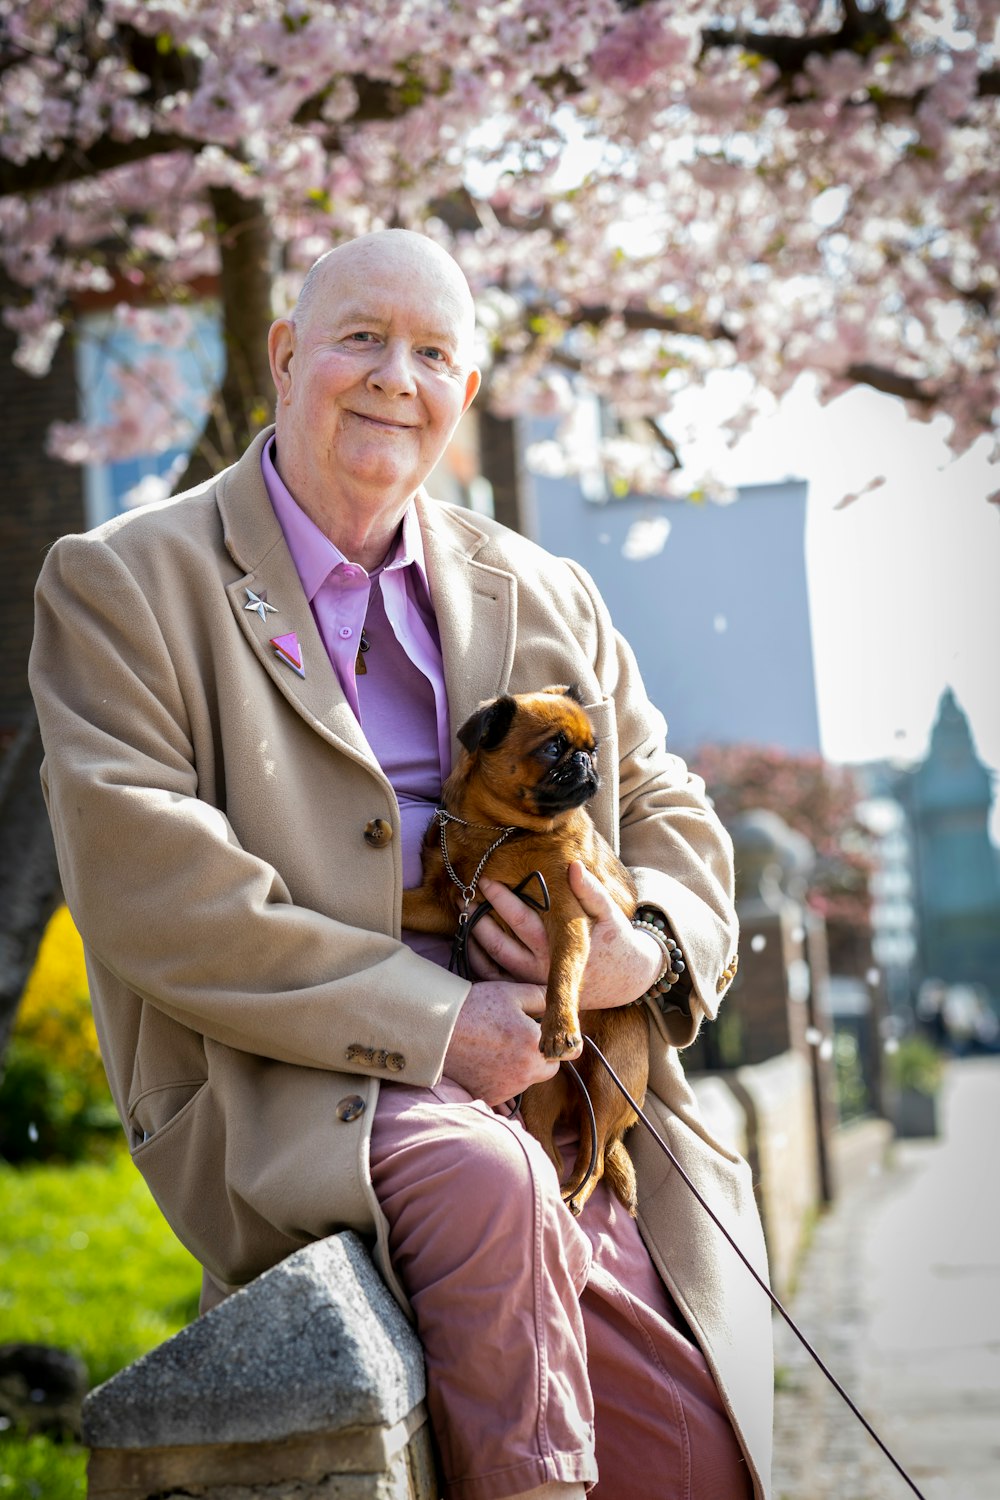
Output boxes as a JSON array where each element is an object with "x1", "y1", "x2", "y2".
[
  {"x1": 0, "y1": 1149, "x2": 202, "y2": 1498},
  {"x1": 0, "y1": 1436, "x2": 86, "y2": 1499}
]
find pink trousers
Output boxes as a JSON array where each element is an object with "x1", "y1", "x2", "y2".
[{"x1": 370, "y1": 1078, "x2": 754, "y2": 1500}]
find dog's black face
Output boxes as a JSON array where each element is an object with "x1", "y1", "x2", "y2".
[
  {"x1": 456, "y1": 686, "x2": 600, "y2": 823},
  {"x1": 530, "y1": 721, "x2": 599, "y2": 814}
]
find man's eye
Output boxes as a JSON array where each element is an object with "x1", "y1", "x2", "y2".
[
  {"x1": 420, "y1": 346, "x2": 446, "y2": 361},
  {"x1": 349, "y1": 331, "x2": 378, "y2": 343}
]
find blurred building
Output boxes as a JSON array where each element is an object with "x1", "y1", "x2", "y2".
[
  {"x1": 855, "y1": 794, "x2": 918, "y2": 1018},
  {"x1": 522, "y1": 427, "x2": 821, "y2": 757},
  {"x1": 894, "y1": 688, "x2": 1000, "y2": 1005}
]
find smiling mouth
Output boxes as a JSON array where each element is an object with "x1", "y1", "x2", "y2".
[{"x1": 351, "y1": 412, "x2": 417, "y2": 430}]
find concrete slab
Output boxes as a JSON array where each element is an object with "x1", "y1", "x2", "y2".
[{"x1": 772, "y1": 1055, "x2": 1000, "y2": 1500}]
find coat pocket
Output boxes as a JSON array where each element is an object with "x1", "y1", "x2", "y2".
[{"x1": 128, "y1": 1078, "x2": 206, "y2": 1151}]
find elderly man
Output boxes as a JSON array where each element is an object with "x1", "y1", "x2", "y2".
[{"x1": 30, "y1": 230, "x2": 773, "y2": 1500}]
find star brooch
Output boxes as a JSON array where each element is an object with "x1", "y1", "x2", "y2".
[{"x1": 244, "y1": 587, "x2": 278, "y2": 622}]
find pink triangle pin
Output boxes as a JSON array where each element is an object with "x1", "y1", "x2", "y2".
[{"x1": 269, "y1": 632, "x2": 305, "y2": 679}]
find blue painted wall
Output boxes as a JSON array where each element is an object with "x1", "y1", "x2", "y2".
[{"x1": 525, "y1": 457, "x2": 820, "y2": 757}]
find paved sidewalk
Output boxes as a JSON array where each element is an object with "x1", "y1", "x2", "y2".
[{"x1": 770, "y1": 1054, "x2": 1000, "y2": 1500}]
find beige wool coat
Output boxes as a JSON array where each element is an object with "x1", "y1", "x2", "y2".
[{"x1": 30, "y1": 428, "x2": 773, "y2": 1495}]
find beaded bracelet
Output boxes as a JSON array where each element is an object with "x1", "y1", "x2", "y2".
[{"x1": 631, "y1": 905, "x2": 687, "y2": 1007}]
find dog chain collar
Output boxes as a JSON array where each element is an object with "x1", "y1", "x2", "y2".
[{"x1": 435, "y1": 808, "x2": 520, "y2": 917}]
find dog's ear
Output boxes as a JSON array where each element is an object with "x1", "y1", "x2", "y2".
[{"x1": 457, "y1": 695, "x2": 518, "y2": 753}]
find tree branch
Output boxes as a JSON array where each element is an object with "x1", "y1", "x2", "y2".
[
  {"x1": 642, "y1": 416, "x2": 682, "y2": 469},
  {"x1": 527, "y1": 301, "x2": 737, "y2": 344},
  {"x1": 701, "y1": 2, "x2": 998, "y2": 111},
  {"x1": 0, "y1": 133, "x2": 192, "y2": 200},
  {"x1": 700, "y1": 1, "x2": 894, "y2": 79},
  {"x1": 844, "y1": 361, "x2": 937, "y2": 404}
]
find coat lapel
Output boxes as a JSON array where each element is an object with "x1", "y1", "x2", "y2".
[
  {"x1": 214, "y1": 430, "x2": 379, "y2": 774},
  {"x1": 416, "y1": 494, "x2": 517, "y2": 743},
  {"x1": 213, "y1": 432, "x2": 518, "y2": 772}
]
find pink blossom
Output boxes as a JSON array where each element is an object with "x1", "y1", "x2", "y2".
[
  {"x1": 0, "y1": 0, "x2": 992, "y2": 480},
  {"x1": 592, "y1": 5, "x2": 696, "y2": 90}
]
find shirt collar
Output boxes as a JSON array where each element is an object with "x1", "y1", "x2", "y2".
[{"x1": 261, "y1": 438, "x2": 429, "y2": 599}]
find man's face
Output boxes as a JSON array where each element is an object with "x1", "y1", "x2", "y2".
[{"x1": 269, "y1": 239, "x2": 481, "y2": 518}]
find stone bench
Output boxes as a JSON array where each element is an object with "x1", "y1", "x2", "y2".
[{"x1": 83, "y1": 1232, "x2": 437, "y2": 1500}]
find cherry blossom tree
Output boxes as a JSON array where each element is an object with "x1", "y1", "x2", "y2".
[
  {"x1": 1, "y1": 0, "x2": 997, "y2": 500},
  {"x1": 693, "y1": 742, "x2": 875, "y2": 972}
]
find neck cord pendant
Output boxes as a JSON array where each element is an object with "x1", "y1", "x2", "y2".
[
  {"x1": 355, "y1": 631, "x2": 370, "y2": 676},
  {"x1": 435, "y1": 808, "x2": 519, "y2": 917}
]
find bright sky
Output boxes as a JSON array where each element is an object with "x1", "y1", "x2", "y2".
[{"x1": 675, "y1": 373, "x2": 1000, "y2": 839}]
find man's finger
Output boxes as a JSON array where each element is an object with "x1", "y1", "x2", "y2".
[
  {"x1": 517, "y1": 986, "x2": 548, "y2": 1020},
  {"x1": 479, "y1": 876, "x2": 549, "y2": 947},
  {"x1": 465, "y1": 939, "x2": 505, "y2": 981},
  {"x1": 470, "y1": 910, "x2": 548, "y2": 984},
  {"x1": 566, "y1": 859, "x2": 616, "y2": 921}
]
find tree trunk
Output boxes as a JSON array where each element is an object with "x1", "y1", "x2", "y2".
[
  {"x1": 477, "y1": 410, "x2": 526, "y2": 535},
  {"x1": 0, "y1": 711, "x2": 62, "y2": 1060},
  {"x1": 176, "y1": 188, "x2": 277, "y2": 491}
]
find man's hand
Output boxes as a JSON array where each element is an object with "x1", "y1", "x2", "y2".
[
  {"x1": 468, "y1": 864, "x2": 664, "y2": 1011},
  {"x1": 443, "y1": 980, "x2": 562, "y2": 1104},
  {"x1": 466, "y1": 875, "x2": 551, "y2": 984},
  {"x1": 568, "y1": 862, "x2": 663, "y2": 1010}
]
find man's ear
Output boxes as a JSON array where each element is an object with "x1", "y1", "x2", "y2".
[
  {"x1": 461, "y1": 365, "x2": 482, "y2": 414},
  {"x1": 268, "y1": 318, "x2": 296, "y2": 403},
  {"x1": 457, "y1": 695, "x2": 517, "y2": 753}
]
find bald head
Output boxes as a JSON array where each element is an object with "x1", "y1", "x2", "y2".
[
  {"x1": 293, "y1": 230, "x2": 477, "y2": 360},
  {"x1": 267, "y1": 227, "x2": 482, "y2": 567}
]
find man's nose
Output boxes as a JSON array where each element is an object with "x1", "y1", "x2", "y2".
[{"x1": 368, "y1": 340, "x2": 417, "y2": 398}]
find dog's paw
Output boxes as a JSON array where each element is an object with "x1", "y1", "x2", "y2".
[{"x1": 539, "y1": 1023, "x2": 582, "y2": 1060}]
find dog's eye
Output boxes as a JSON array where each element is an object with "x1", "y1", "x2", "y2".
[{"x1": 541, "y1": 734, "x2": 566, "y2": 761}]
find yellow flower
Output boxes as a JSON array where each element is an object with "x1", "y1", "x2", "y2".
[{"x1": 16, "y1": 907, "x2": 104, "y2": 1090}]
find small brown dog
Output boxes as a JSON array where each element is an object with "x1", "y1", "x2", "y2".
[{"x1": 402, "y1": 685, "x2": 649, "y2": 1215}]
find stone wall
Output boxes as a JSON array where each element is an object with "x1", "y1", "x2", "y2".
[
  {"x1": 83, "y1": 1234, "x2": 437, "y2": 1500},
  {"x1": 691, "y1": 1052, "x2": 822, "y2": 1299},
  {"x1": 83, "y1": 1055, "x2": 834, "y2": 1498}
]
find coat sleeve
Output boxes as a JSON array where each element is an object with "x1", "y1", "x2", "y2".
[
  {"x1": 563, "y1": 560, "x2": 739, "y2": 1047},
  {"x1": 29, "y1": 531, "x2": 469, "y2": 1086}
]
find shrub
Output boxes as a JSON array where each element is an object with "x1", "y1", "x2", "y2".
[
  {"x1": 832, "y1": 1029, "x2": 869, "y2": 1123},
  {"x1": 885, "y1": 1035, "x2": 945, "y2": 1098},
  {"x1": 0, "y1": 908, "x2": 119, "y2": 1164}
]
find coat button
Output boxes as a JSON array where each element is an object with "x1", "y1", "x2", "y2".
[
  {"x1": 363, "y1": 818, "x2": 393, "y2": 847},
  {"x1": 335, "y1": 1095, "x2": 366, "y2": 1122}
]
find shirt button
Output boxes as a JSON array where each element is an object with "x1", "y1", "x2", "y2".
[
  {"x1": 363, "y1": 818, "x2": 393, "y2": 847},
  {"x1": 342, "y1": 566, "x2": 357, "y2": 579},
  {"x1": 335, "y1": 1095, "x2": 366, "y2": 1122},
  {"x1": 338, "y1": 626, "x2": 353, "y2": 640}
]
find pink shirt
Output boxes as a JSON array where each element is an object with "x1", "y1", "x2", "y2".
[{"x1": 262, "y1": 441, "x2": 453, "y2": 964}]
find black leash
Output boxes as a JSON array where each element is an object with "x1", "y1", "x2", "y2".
[
  {"x1": 443, "y1": 872, "x2": 925, "y2": 1495},
  {"x1": 582, "y1": 1034, "x2": 929, "y2": 1500}
]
